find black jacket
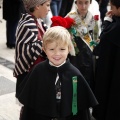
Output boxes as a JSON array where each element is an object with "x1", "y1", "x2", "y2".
[
  {"x1": 92, "y1": 16, "x2": 120, "y2": 120},
  {"x1": 18, "y1": 59, "x2": 98, "y2": 119},
  {"x1": 3, "y1": 0, "x2": 25, "y2": 21}
]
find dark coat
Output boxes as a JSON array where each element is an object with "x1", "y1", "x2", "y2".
[
  {"x1": 69, "y1": 36, "x2": 95, "y2": 91},
  {"x1": 92, "y1": 16, "x2": 120, "y2": 120},
  {"x1": 3, "y1": 0, "x2": 25, "y2": 21},
  {"x1": 59, "y1": 0, "x2": 74, "y2": 17},
  {"x1": 18, "y1": 59, "x2": 98, "y2": 120}
]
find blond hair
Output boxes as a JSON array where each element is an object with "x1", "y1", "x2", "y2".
[{"x1": 42, "y1": 26, "x2": 75, "y2": 56}]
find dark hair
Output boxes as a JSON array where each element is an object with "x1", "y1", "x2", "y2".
[
  {"x1": 29, "y1": 7, "x2": 35, "y2": 12},
  {"x1": 110, "y1": 0, "x2": 120, "y2": 8},
  {"x1": 75, "y1": 0, "x2": 92, "y2": 4}
]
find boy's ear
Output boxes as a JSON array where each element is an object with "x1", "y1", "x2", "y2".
[{"x1": 35, "y1": 5, "x2": 40, "y2": 10}]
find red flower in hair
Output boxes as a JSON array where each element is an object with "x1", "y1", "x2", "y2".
[
  {"x1": 65, "y1": 17, "x2": 75, "y2": 29},
  {"x1": 51, "y1": 16, "x2": 75, "y2": 29},
  {"x1": 51, "y1": 16, "x2": 79, "y2": 55}
]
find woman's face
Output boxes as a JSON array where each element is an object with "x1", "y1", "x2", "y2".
[
  {"x1": 36, "y1": 1, "x2": 51, "y2": 18},
  {"x1": 76, "y1": 0, "x2": 91, "y2": 16}
]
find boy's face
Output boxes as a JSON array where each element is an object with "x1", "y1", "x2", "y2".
[
  {"x1": 110, "y1": 3, "x2": 120, "y2": 16},
  {"x1": 76, "y1": 0, "x2": 91, "y2": 16},
  {"x1": 43, "y1": 41, "x2": 69, "y2": 66},
  {"x1": 36, "y1": 1, "x2": 51, "y2": 18}
]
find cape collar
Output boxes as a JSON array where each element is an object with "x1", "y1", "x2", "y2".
[
  {"x1": 46, "y1": 59, "x2": 71, "y2": 73},
  {"x1": 49, "y1": 61, "x2": 66, "y2": 67}
]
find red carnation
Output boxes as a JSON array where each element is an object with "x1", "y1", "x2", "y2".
[
  {"x1": 51, "y1": 16, "x2": 67, "y2": 28},
  {"x1": 51, "y1": 16, "x2": 75, "y2": 29},
  {"x1": 94, "y1": 15, "x2": 99, "y2": 21},
  {"x1": 65, "y1": 17, "x2": 75, "y2": 29}
]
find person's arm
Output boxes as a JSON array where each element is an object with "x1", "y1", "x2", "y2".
[
  {"x1": 16, "y1": 24, "x2": 44, "y2": 66},
  {"x1": 101, "y1": 10, "x2": 113, "y2": 31}
]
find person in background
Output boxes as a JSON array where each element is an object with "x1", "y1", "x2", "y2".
[
  {"x1": 66, "y1": 0, "x2": 100, "y2": 91},
  {"x1": 92, "y1": 0, "x2": 120, "y2": 119},
  {"x1": 50, "y1": 0, "x2": 62, "y2": 16},
  {"x1": 17, "y1": 26, "x2": 98, "y2": 120},
  {"x1": 59, "y1": 0, "x2": 74, "y2": 17},
  {"x1": 96, "y1": 0, "x2": 109, "y2": 23},
  {"x1": 71, "y1": 0, "x2": 101, "y2": 34},
  {"x1": 72, "y1": 0, "x2": 100, "y2": 17},
  {"x1": 3, "y1": 0, "x2": 25, "y2": 48}
]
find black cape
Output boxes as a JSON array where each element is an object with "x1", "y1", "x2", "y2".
[
  {"x1": 69, "y1": 36, "x2": 95, "y2": 91},
  {"x1": 18, "y1": 59, "x2": 98, "y2": 119},
  {"x1": 93, "y1": 16, "x2": 120, "y2": 120}
]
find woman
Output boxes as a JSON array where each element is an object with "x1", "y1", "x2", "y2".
[{"x1": 66, "y1": 0, "x2": 100, "y2": 91}]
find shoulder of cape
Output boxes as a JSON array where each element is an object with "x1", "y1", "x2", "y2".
[{"x1": 68, "y1": 10, "x2": 77, "y2": 16}]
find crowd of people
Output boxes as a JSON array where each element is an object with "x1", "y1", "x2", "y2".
[{"x1": 1, "y1": 0, "x2": 120, "y2": 120}]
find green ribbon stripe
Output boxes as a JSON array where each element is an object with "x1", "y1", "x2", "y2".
[{"x1": 72, "y1": 76, "x2": 78, "y2": 115}]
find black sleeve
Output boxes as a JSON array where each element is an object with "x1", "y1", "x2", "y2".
[
  {"x1": 93, "y1": 43, "x2": 101, "y2": 56},
  {"x1": 77, "y1": 75, "x2": 98, "y2": 109}
]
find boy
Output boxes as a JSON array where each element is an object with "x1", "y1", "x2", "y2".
[
  {"x1": 93, "y1": 0, "x2": 120, "y2": 120},
  {"x1": 18, "y1": 26, "x2": 98, "y2": 120}
]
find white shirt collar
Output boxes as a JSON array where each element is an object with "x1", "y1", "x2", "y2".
[{"x1": 49, "y1": 61, "x2": 66, "y2": 67}]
